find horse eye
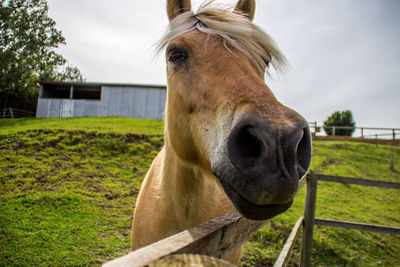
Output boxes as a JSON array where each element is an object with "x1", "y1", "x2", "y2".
[
  {"x1": 168, "y1": 48, "x2": 188, "y2": 65},
  {"x1": 262, "y1": 56, "x2": 270, "y2": 68}
]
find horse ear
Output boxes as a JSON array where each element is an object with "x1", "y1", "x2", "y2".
[
  {"x1": 234, "y1": 0, "x2": 256, "y2": 21},
  {"x1": 167, "y1": 0, "x2": 192, "y2": 21}
]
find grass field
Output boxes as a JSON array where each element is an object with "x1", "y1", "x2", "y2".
[
  {"x1": 0, "y1": 117, "x2": 164, "y2": 136},
  {"x1": 1, "y1": 117, "x2": 399, "y2": 266}
]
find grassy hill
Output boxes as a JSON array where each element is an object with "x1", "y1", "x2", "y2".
[
  {"x1": 0, "y1": 117, "x2": 164, "y2": 136},
  {"x1": 1, "y1": 117, "x2": 399, "y2": 266}
]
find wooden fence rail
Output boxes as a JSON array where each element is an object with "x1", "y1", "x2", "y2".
[
  {"x1": 314, "y1": 218, "x2": 400, "y2": 235},
  {"x1": 278, "y1": 174, "x2": 400, "y2": 267},
  {"x1": 274, "y1": 216, "x2": 304, "y2": 267},
  {"x1": 317, "y1": 174, "x2": 400, "y2": 189},
  {"x1": 104, "y1": 211, "x2": 266, "y2": 267},
  {"x1": 307, "y1": 121, "x2": 400, "y2": 140},
  {"x1": 1, "y1": 108, "x2": 35, "y2": 118},
  {"x1": 103, "y1": 175, "x2": 307, "y2": 267},
  {"x1": 103, "y1": 174, "x2": 399, "y2": 267}
]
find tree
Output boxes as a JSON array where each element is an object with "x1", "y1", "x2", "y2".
[
  {"x1": 323, "y1": 110, "x2": 356, "y2": 136},
  {"x1": 0, "y1": 0, "x2": 84, "y2": 112}
]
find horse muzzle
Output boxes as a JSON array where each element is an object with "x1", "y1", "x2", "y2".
[{"x1": 211, "y1": 114, "x2": 311, "y2": 220}]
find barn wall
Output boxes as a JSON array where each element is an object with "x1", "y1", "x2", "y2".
[{"x1": 36, "y1": 85, "x2": 166, "y2": 119}]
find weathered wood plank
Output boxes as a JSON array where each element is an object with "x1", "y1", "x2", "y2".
[
  {"x1": 314, "y1": 218, "x2": 400, "y2": 235},
  {"x1": 274, "y1": 217, "x2": 304, "y2": 267},
  {"x1": 298, "y1": 174, "x2": 307, "y2": 191},
  {"x1": 103, "y1": 177, "x2": 309, "y2": 267},
  {"x1": 316, "y1": 174, "x2": 400, "y2": 189},
  {"x1": 300, "y1": 174, "x2": 317, "y2": 267},
  {"x1": 148, "y1": 254, "x2": 235, "y2": 266},
  {"x1": 103, "y1": 211, "x2": 267, "y2": 267}
]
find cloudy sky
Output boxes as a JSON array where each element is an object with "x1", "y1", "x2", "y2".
[{"x1": 47, "y1": 0, "x2": 400, "y2": 132}]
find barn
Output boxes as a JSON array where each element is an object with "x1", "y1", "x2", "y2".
[{"x1": 36, "y1": 80, "x2": 166, "y2": 119}]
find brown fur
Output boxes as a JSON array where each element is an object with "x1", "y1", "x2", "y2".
[{"x1": 131, "y1": 1, "x2": 295, "y2": 265}]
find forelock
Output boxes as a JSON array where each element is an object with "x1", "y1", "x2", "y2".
[{"x1": 156, "y1": 1, "x2": 287, "y2": 77}]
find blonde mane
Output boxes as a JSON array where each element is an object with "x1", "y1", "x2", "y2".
[{"x1": 156, "y1": 1, "x2": 287, "y2": 76}]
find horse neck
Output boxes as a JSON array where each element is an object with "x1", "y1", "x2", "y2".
[
  {"x1": 159, "y1": 135, "x2": 232, "y2": 226},
  {"x1": 161, "y1": 136, "x2": 204, "y2": 206}
]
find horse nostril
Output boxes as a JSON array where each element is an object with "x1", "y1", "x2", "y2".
[
  {"x1": 227, "y1": 123, "x2": 266, "y2": 176},
  {"x1": 226, "y1": 117, "x2": 312, "y2": 180},
  {"x1": 296, "y1": 127, "x2": 312, "y2": 178},
  {"x1": 237, "y1": 127, "x2": 262, "y2": 166}
]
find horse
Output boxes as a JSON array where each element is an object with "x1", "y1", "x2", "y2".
[{"x1": 131, "y1": 0, "x2": 312, "y2": 264}]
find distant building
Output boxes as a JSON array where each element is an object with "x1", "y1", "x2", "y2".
[{"x1": 36, "y1": 80, "x2": 166, "y2": 119}]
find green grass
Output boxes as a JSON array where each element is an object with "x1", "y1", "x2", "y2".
[
  {"x1": 241, "y1": 141, "x2": 400, "y2": 267},
  {"x1": 0, "y1": 117, "x2": 399, "y2": 266},
  {"x1": 0, "y1": 120, "x2": 163, "y2": 265},
  {"x1": 1, "y1": 192, "x2": 107, "y2": 266},
  {"x1": 0, "y1": 117, "x2": 164, "y2": 136}
]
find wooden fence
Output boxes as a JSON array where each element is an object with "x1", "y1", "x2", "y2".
[
  {"x1": 103, "y1": 174, "x2": 400, "y2": 267},
  {"x1": 279, "y1": 174, "x2": 400, "y2": 267},
  {"x1": 1, "y1": 108, "x2": 35, "y2": 118},
  {"x1": 308, "y1": 121, "x2": 400, "y2": 141},
  {"x1": 103, "y1": 176, "x2": 306, "y2": 267}
]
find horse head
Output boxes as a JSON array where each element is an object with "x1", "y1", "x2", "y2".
[{"x1": 160, "y1": 0, "x2": 311, "y2": 220}]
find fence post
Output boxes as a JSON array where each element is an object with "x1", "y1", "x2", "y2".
[
  {"x1": 9, "y1": 107, "x2": 14, "y2": 119},
  {"x1": 393, "y1": 129, "x2": 396, "y2": 140},
  {"x1": 70, "y1": 85, "x2": 74, "y2": 99},
  {"x1": 300, "y1": 174, "x2": 317, "y2": 267},
  {"x1": 332, "y1": 126, "x2": 336, "y2": 136},
  {"x1": 361, "y1": 128, "x2": 364, "y2": 138}
]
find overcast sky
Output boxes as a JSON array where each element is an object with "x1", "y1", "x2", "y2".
[{"x1": 47, "y1": 0, "x2": 400, "y2": 131}]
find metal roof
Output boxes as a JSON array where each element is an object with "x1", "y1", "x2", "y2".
[{"x1": 37, "y1": 80, "x2": 166, "y2": 89}]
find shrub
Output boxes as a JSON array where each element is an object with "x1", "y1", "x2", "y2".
[{"x1": 323, "y1": 110, "x2": 356, "y2": 136}]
